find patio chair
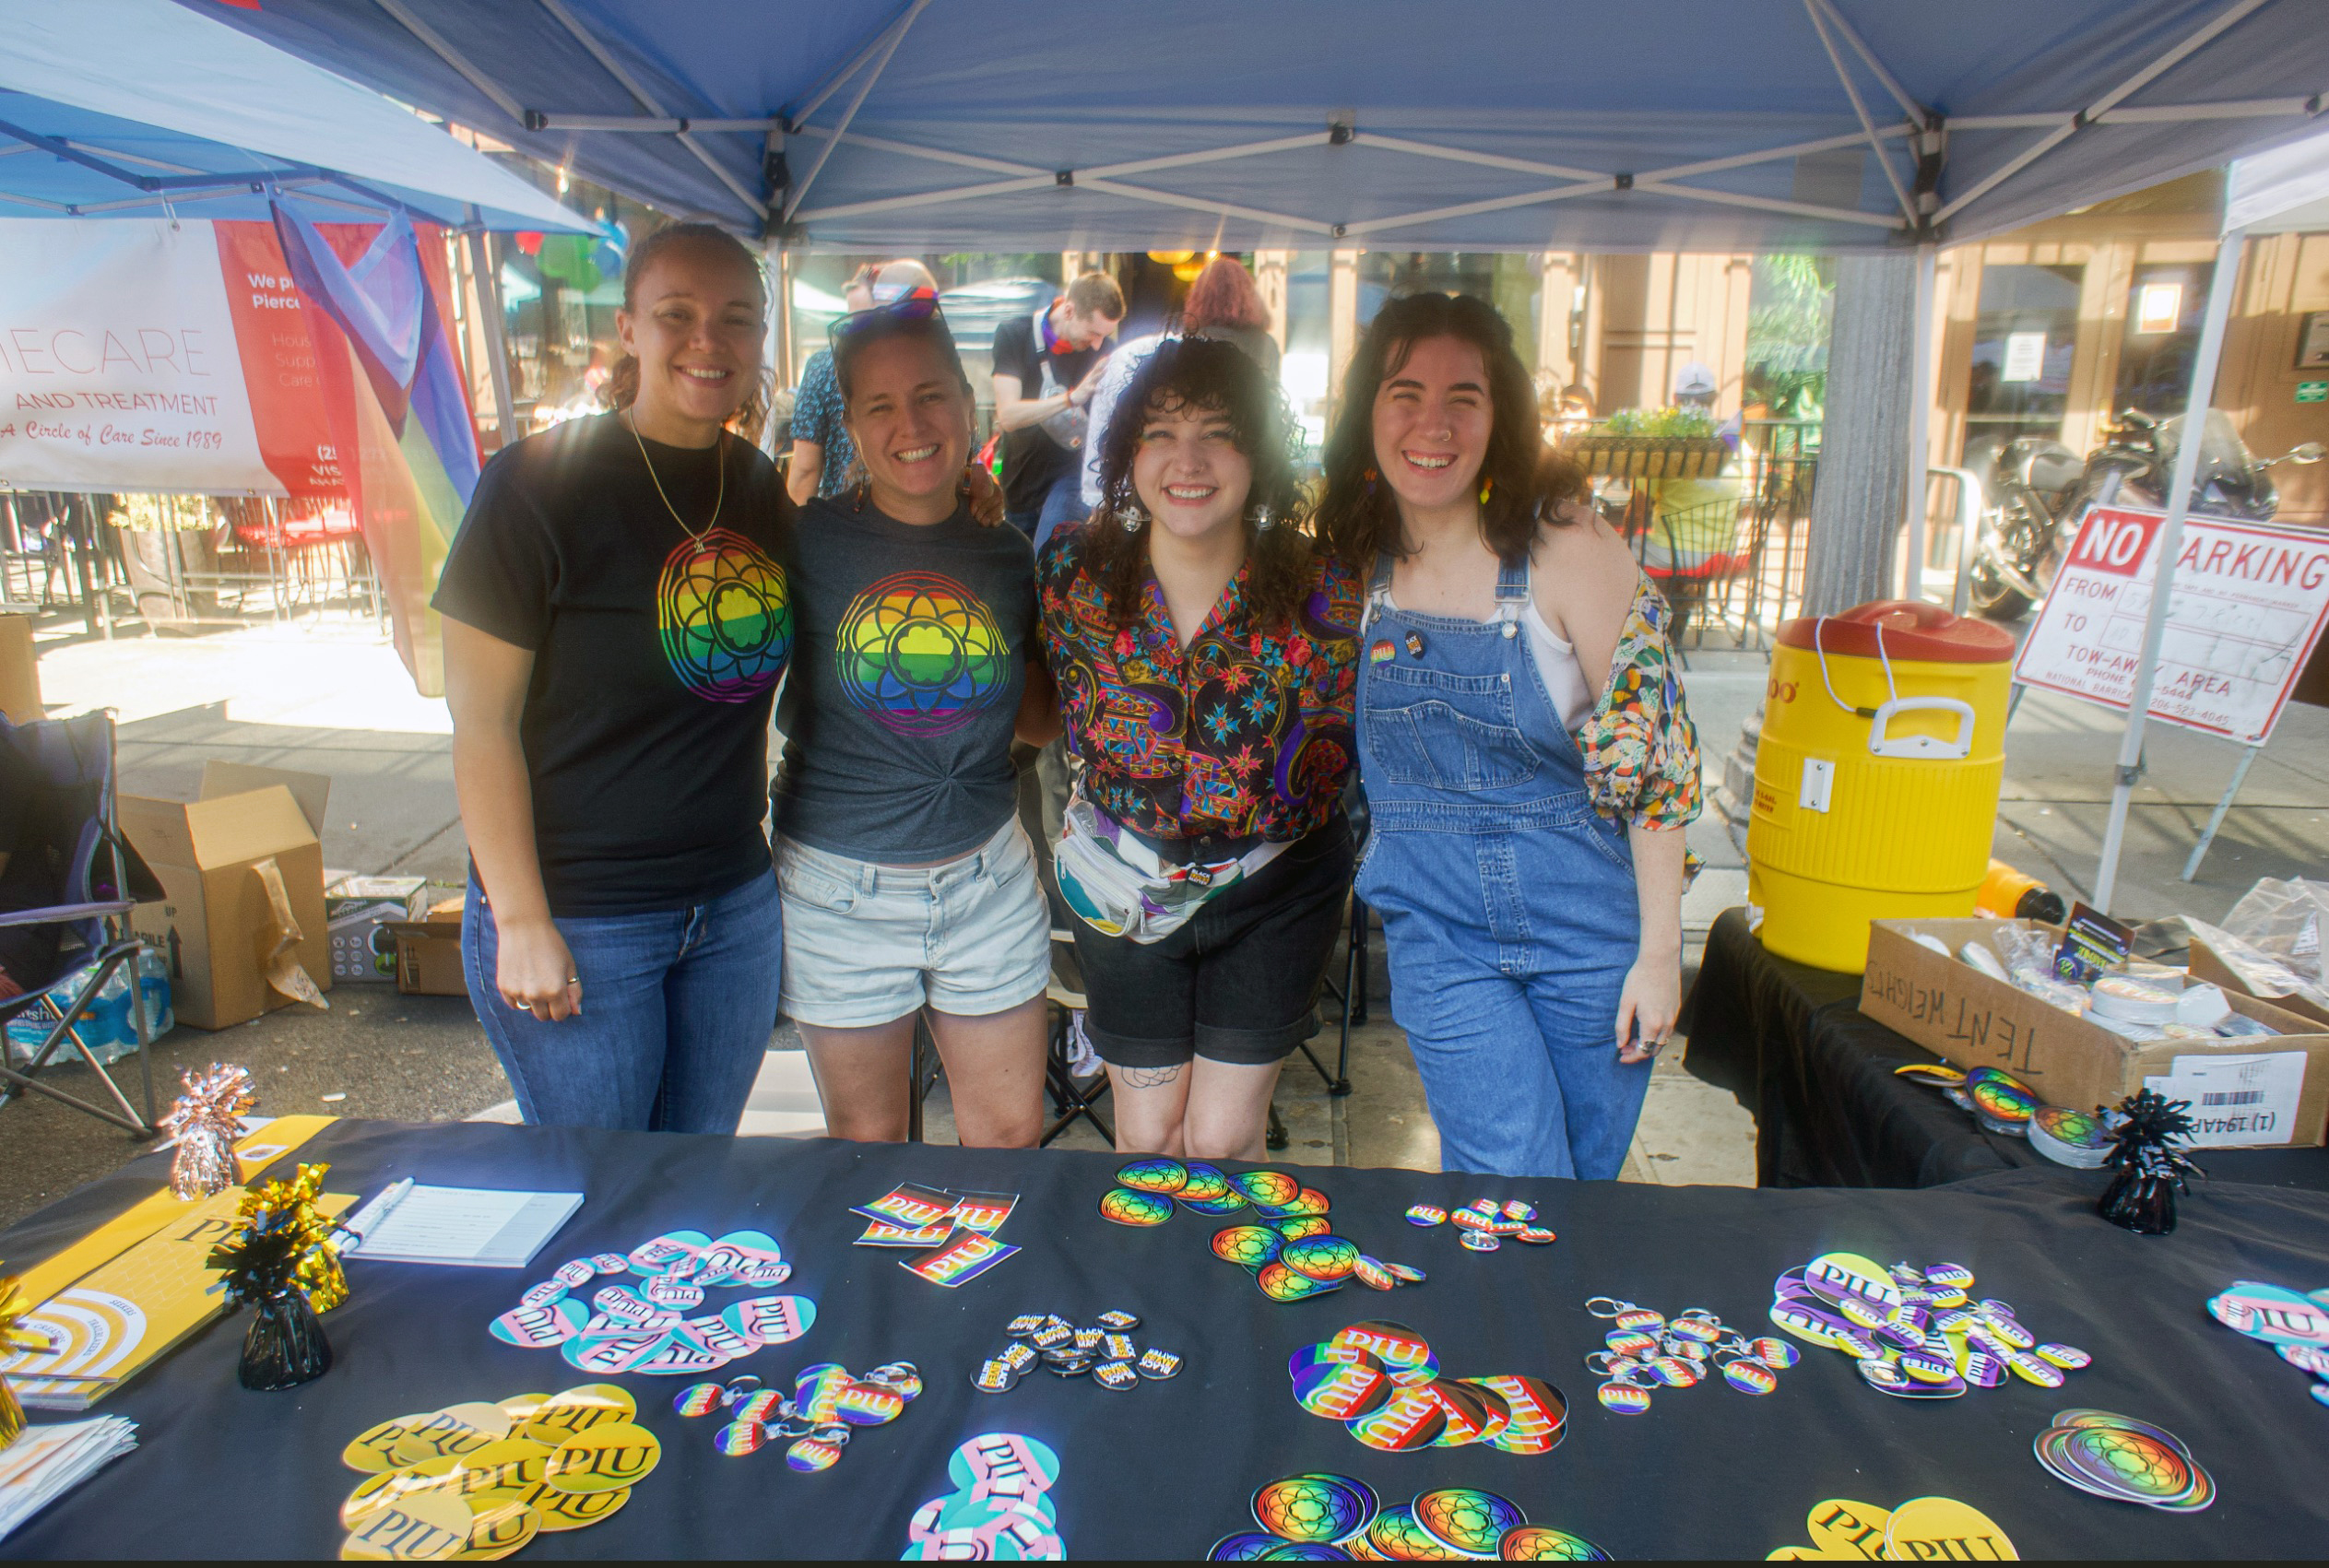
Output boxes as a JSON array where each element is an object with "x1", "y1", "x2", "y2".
[
  {"x1": 0, "y1": 712, "x2": 168, "y2": 1137},
  {"x1": 1637, "y1": 497, "x2": 1761, "y2": 664}
]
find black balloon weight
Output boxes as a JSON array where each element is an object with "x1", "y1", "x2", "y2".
[{"x1": 239, "y1": 1287, "x2": 332, "y2": 1392}]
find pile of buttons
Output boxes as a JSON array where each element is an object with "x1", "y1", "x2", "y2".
[
  {"x1": 1212, "y1": 1473, "x2": 1607, "y2": 1562},
  {"x1": 1287, "y1": 1319, "x2": 1566, "y2": 1454},
  {"x1": 903, "y1": 1432, "x2": 1064, "y2": 1561},
  {"x1": 1405, "y1": 1197, "x2": 1558, "y2": 1253},
  {"x1": 672, "y1": 1361, "x2": 919, "y2": 1471},
  {"x1": 971, "y1": 1310, "x2": 1182, "y2": 1393},
  {"x1": 2205, "y1": 1279, "x2": 2329, "y2": 1408},
  {"x1": 488, "y1": 1230, "x2": 813, "y2": 1376},
  {"x1": 339, "y1": 1384, "x2": 659, "y2": 1560},
  {"x1": 1582, "y1": 1298, "x2": 1799, "y2": 1413},
  {"x1": 2033, "y1": 1409, "x2": 2215, "y2": 1511},
  {"x1": 1770, "y1": 1252, "x2": 2091, "y2": 1398},
  {"x1": 1099, "y1": 1159, "x2": 1427, "y2": 1303}
]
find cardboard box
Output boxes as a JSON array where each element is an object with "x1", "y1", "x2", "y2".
[
  {"x1": 387, "y1": 893, "x2": 465, "y2": 996},
  {"x1": 2189, "y1": 931, "x2": 2329, "y2": 1030},
  {"x1": 0, "y1": 612, "x2": 41, "y2": 724},
  {"x1": 121, "y1": 765, "x2": 334, "y2": 1030},
  {"x1": 1860, "y1": 917, "x2": 2329, "y2": 1149},
  {"x1": 325, "y1": 875, "x2": 429, "y2": 984}
]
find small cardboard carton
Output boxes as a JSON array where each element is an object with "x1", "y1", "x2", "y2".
[
  {"x1": 325, "y1": 875, "x2": 429, "y2": 984},
  {"x1": 2188, "y1": 930, "x2": 2329, "y2": 1031},
  {"x1": 121, "y1": 764, "x2": 333, "y2": 1031},
  {"x1": 1860, "y1": 917, "x2": 2329, "y2": 1149},
  {"x1": 387, "y1": 891, "x2": 465, "y2": 997}
]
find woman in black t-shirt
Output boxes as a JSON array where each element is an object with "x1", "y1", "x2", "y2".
[{"x1": 433, "y1": 223, "x2": 795, "y2": 1133}]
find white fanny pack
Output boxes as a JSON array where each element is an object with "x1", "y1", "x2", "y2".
[{"x1": 1053, "y1": 798, "x2": 1285, "y2": 945}]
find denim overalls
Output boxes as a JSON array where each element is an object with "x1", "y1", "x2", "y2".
[{"x1": 1354, "y1": 553, "x2": 1648, "y2": 1178}]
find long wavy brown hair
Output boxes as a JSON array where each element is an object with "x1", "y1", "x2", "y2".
[
  {"x1": 600, "y1": 221, "x2": 772, "y2": 443},
  {"x1": 1080, "y1": 336, "x2": 1320, "y2": 630},
  {"x1": 1318, "y1": 291, "x2": 1586, "y2": 569}
]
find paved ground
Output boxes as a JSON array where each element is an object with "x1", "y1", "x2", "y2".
[{"x1": 3, "y1": 598, "x2": 2318, "y2": 1230}]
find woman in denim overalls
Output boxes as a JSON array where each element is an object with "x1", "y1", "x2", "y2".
[{"x1": 1321, "y1": 294, "x2": 1696, "y2": 1179}]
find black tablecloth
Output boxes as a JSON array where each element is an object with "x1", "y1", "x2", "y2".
[
  {"x1": 1685, "y1": 906, "x2": 2329, "y2": 1191},
  {"x1": 8, "y1": 1118, "x2": 2329, "y2": 1558}
]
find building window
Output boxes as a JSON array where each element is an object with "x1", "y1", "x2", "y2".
[
  {"x1": 1354, "y1": 253, "x2": 1543, "y2": 371},
  {"x1": 1966, "y1": 263, "x2": 2084, "y2": 458},
  {"x1": 2113, "y1": 262, "x2": 2215, "y2": 419}
]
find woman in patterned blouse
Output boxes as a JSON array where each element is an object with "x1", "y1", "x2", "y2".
[
  {"x1": 1320, "y1": 291, "x2": 1699, "y2": 1181},
  {"x1": 1038, "y1": 336, "x2": 1361, "y2": 1161}
]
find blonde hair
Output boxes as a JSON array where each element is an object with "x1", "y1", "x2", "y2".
[{"x1": 601, "y1": 221, "x2": 771, "y2": 442}]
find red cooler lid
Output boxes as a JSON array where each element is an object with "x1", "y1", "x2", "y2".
[{"x1": 1775, "y1": 600, "x2": 2014, "y2": 664}]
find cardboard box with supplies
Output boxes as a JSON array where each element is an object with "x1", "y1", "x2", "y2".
[
  {"x1": 2189, "y1": 930, "x2": 2329, "y2": 1031},
  {"x1": 1860, "y1": 917, "x2": 2329, "y2": 1149},
  {"x1": 120, "y1": 763, "x2": 333, "y2": 1031},
  {"x1": 325, "y1": 875, "x2": 429, "y2": 984},
  {"x1": 387, "y1": 890, "x2": 466, "y2": 996}
]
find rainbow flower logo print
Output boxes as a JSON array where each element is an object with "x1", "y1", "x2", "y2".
[
  {"x1": 657, "y1": 529, "x2": 792, "y2": 702},
  {"x1": 836, "y1": 571, "x2": 1008, "y2": 736}
]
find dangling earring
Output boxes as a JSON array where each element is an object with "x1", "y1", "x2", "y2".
[
  {"x1": 1478, "y1": 476, "x2": 1495, "y2": 507},
  {"x1": 1117, "y1": 496, "x2": 1147, "y2": 534},
  {"x1": 854, "y1": 479, "x2": 869, "y2": 513},
  {"x1": 1249, "y1": 502, "x2": 1276, "y2": 534},
  {"x1": 1362, "y1": 466, "x2": 1379, "y2": 496}
]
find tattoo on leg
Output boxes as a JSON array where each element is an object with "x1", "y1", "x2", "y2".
[{"x1": 1119, "y1": 1063, "x2": 1186, "y2": 1089}]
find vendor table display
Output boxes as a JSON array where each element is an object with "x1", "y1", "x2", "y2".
[
  {"x1": 1685, "y1": 909, "x2": 2329, "y2": 1192},
  {"x1": 5, "y1": 1116, "x2": 2329, "y2": 1557}
]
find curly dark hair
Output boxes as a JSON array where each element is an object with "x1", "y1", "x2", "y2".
[
  {"x1": 1081, "y1": 335, "x2": 1322, "y2": 630},
  {"x1": 1317, "y1": 291, "x2": 1587, "y2": 569}
]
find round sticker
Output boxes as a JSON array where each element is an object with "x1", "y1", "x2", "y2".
[
  {"x1": 1413, "y1": 1489, "x2": 1525, "y2": 1556},
  {"x1": 712, "y1": 1420, "x2": 768, "y2": 1456},
  {"x1": 1210, "y1": 1531, "x2": 1286, "y2": 1560},
  {"x1": 1098, "y1": 1187, "x2": 1175, "y2": 1227},
  {"x1": 1179, "y1": 1192, "x2": 1254, "y2": 1216},
  {"x1": 1294, "y1": 1359, "x2": 1392, "y2": 1422},
  {"x1": 543, "y1": 1422, "x2": 660, "y2": 1495},
  {"x1": 338, "y1": 1487, "x2": 473, "y2": 1560},
  {"x1": 1404, "y1": 1205, "x2": 1448, "y2": 1227},
  {"x1": 1267, "y1": 1217, "x2": 1335, "y2": 1243},
  {"x1": 2036, "y1": 1342, "x2": 2092, "y2": 1370},
  {"x1": 1499, "y1": 1525, "x2": 1612, "y2": 1561},
  {"x1": 947, "y1": 1432, "x2": 1061, "y2": 1497},
  {"x1": 530, "y1": 1485, "x2": 629, "y2": 1533},
  {"x1": 1346, "y1": 1385, "x2": 1448, "y2": 1451},
  {"x1": 1257, "y1": 1261, "x2": 1343, "y2": 1303},
  {"x1": 1596, "y1": 1383, "x2": 1651, "y2": 1414},
  {"x1": 518, "y1": 1385, "x2": 634, "y2": 1446},
  {"x1": 1366, "y1": 1503, "x2": 1451, "y2": 1560},
  {"x1": 393, "y1": 1404, "x2": 514, "y2": 1467},
  {"x1": 836, "y1": 1380, "x2": 907, "y2": 1425},
  {"x1": 1234, "y1": 1170, "x2": 1302, "y2": 1208},
  {"x1": 1384, "y1": 1263, "x2": 1426, "y2": 1285},
  {"x1": 1116, "y1": 1158, "x2": 1189, "y2": 1195},
  {"x1": 1252, "y1": 1476, "x2": 1372, "y2": 1543},
  {"x1": 1177, "y1": 1163, "x2": 1235, "y2": 1203},
  {"x1": 345, "y1": 1418, "x2": 420, "y2": 1475},
  {"x1": 1281, "y1": 1236, "x2": 1362, "y2": 1281},
  {"x1": 1723, "y1": 1360, "x2": 1779, "y2": 1395},
  {"x1": 1212, "y1": 1224, "x2": 1285, "y2": 1268},
  {"x1": 342, "y1": 1458, "x2": 458, "y2": 1529},
  {"x1": 1352, "y1": 1255, "x2": 1397, "y2": 1291},
  {"x1": 1884, "y1": 1497, "x2": 2018, "y2": 1560},
  {"x1": 785, "y1": 1437, "x2": 843, "y2": 1473},
  {"x1": 671, "y1": 1384, "x2": 726, "y2": 1419},
  {"x1": 2005, "y1": 1351, "x2": 2065, "y2": 1388}
]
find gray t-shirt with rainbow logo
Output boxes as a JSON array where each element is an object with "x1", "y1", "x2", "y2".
[{"x1": 773, "y1": 496, "x2": 1033, "y2": 864}]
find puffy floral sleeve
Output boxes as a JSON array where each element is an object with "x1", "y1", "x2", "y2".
[{"x1": 1577, "y1": 573, "x2": 1703, "y2": 846}]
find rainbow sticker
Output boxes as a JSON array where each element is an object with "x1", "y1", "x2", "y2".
[
  {"x1": 713, "y1": 1419, "x2": 767, "y2": 1456},
  {"x1": 1404, "y1": 1205, "x2": 1447, "y2": 1227},
  {"x1": 1115, "y1": 1159, "x2": 1189, "y2": 1195},
  {"x1": 834, "y1": 570, "x2": 1008, "y2": 736},
  {"x1": 1413, "y1": 1489, "x2": 1525, "y2": 1556},
  {"x1": 1252, "y1": 1476, "x2": 1373, "y2": 1543},
  {"x1": 1472, "y1": 1373, "x2": 1566, "y2": 1456},
  {"x1": 1293, "y1": 1361, "x2": 1392, "y2": 1422},
  {"x1": 1258, "y1": 1262, "x2": 1343, "y2": 1303},
  {"x1": 671, "y1": 1383, "x2": 725, "y2": 1419},
  {"x1": 1267, "y1": 1217, "x2": 1334, "y2": 1243},
  {"x1": 1176, "y1": 1164, "x2": 1235, "y2": 1203},
  {"x1": 657, "y1": 531, "x2": 791, "y2": 702},
  {"x1": 1098, "y1": 1188, "x2": 1175, "y2": 1227},
  {"x1": 1498, "y1": 1525, "x2": 1612, "y2": 1561},
  {"x1": 1365, "y1": 1504, "x2": 1445, "y2": 1559},
  {"x1": 1233, "y1": 1170, "x2": 1302, "y2": 1208},
  {"x1": 1347, "y1": 1385, "x2": 1447, "y2": 1451},
  {"x1": 1281, "y1": 1236, "x2": 1361, "y2": 1282},
  {"x1": 1212, "y1": 1225, "x2": 1284, "y2": 1268}
]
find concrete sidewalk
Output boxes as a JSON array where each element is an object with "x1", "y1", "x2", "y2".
[{"x1": 3, "y1": 609, "x2": 2319, "y2": 1229}]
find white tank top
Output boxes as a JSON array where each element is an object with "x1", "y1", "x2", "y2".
[{"x1": 1377, "y1": 569, "x2": 1597, "y2": 733}]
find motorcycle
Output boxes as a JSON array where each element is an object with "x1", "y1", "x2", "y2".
[{"x1": 1968, "y1": 408, "x2": 2323, "y2": 621}]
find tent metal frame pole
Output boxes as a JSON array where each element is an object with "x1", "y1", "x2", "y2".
[
  {"x1": 2092, "y1": 224, "x2": 2247, "y2": 914},
  {"x1": 1803, "y1": 0, "x2": 1927, "y2": 123},
  {"x1": 1905, "y1": 241, "x2": 1937, "y2": 600},
  {"x1": 1801, "y1": 0, "x2": 1917, "y2": 223},
  {"x1": 373, "y1": 0, "x2": 527, "y2": 124},
  {"x1": 781, "y1": 0, "x2": 935, "y2": 225},
  {"x1": 1936, "y1": 0, "x2": 2275, "y2": 225},
  {"x1": 463, "y1": 208, "x2": 517, "y2": 450},
  {"x1": 789, "y1": 0, "x2": 928, "y2": 127}
]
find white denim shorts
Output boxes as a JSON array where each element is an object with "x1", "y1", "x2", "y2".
[{"x1": 775, "y1": 817, "x2": 1053, "y2": 1029}]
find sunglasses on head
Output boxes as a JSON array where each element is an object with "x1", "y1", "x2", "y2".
[{"x1": 828, "y1": 288, "x2": 944, "y2": 348}]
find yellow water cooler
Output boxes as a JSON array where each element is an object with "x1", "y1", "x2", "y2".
[{"x1": 1748, "y1": 600, "x2": 2016, "y2": 972}]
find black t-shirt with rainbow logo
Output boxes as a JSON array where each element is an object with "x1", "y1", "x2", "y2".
[
  {"x1": 772, "y1": 494, "x2": 1033, "y2": 865},
  {"x1": 433, "y1": 413, "x2": 793, "y2": 915}
]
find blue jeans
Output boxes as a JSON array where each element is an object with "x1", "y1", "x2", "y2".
[
  {"x1": 463, "y1": 869, "x2": 783, "y2": 1133},
  {"x1": 1033, "y1": 472, "x2": 1089, "y2": 554}
]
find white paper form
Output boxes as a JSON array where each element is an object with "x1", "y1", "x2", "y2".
[{"x1": 347, "y1": 1186, "x2": 584, "y2": 1268}]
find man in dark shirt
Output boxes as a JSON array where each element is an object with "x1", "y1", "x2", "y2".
[{"x1": 988, "y1": 272, "x2": 1123, "y2": 548}]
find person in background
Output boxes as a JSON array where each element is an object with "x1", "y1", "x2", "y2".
[
  {"x1": 788, "y1": 261, "x2": 941, "y2": 505},
  {"x1": 1320, "y1": 291, "x2": 1700, "y2": 1181},
  {"x1": 1041, "y1": 336, "x2": 1358, "y2": 1161},
  {"x1": 436, "y1": 222, "x2": 792, "y2": 1133},
  {"x1": 772, "y1": 294, "x2": 1059, "y2": 1148},
  {"x1": 1079, "y1": 255, "x2": 1282, "y2": 513},
  {"x1": 990, "y1": 272, "x2": 1124, "y2": 548}
]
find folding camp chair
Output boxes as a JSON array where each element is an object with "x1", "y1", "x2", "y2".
[
  {"x1": 1268, "y1": 782, "x2": 1374, "y2": 1150},
  {"x1": 0, "y1": 712, "x2": 167, "y2": 1137}
]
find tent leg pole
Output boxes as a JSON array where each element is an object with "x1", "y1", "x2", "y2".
[
  {"x1": 1904, "y1": 241, "x2": 1936, "y2": 602},
  {"x1": 465, "y1": 214, "x2": 517, "y2": 452},
  {"x1": 2181, "y1": 743, "x2": 2259, "y2": 883},
  {"x1": 2094, "y1": 226, "x2": 2245, "y2": 916}
]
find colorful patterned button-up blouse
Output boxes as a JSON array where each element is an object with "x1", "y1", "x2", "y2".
[{"x1": 1039, "y1": 525, "x2": 1362, "y2": 844}]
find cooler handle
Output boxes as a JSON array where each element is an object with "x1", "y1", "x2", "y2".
[{"x1": 1868, "y1": 697, "x2": 1974, "y2": 760}]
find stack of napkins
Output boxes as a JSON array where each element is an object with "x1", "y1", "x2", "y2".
[{"x1": 0, "y1": 1417, "x2": 137, "y2": 1541}]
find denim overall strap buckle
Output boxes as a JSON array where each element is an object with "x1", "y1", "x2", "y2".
[{"x1": 1494, "y1": 556, "x2": 1527, "y2": 635}]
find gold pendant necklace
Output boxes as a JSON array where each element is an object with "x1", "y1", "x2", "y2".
[{"x1": 626, "y1": 411, "x2": 725, "y2": 544}]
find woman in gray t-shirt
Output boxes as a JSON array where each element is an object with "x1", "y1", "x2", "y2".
[{"x1": 771, "y1": 298, "x2": 1060, "y2": 1147}]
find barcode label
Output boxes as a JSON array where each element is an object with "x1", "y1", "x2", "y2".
[{"x1": 2201, "y1": 1091, "x2": 2266, "y2": 1106}]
